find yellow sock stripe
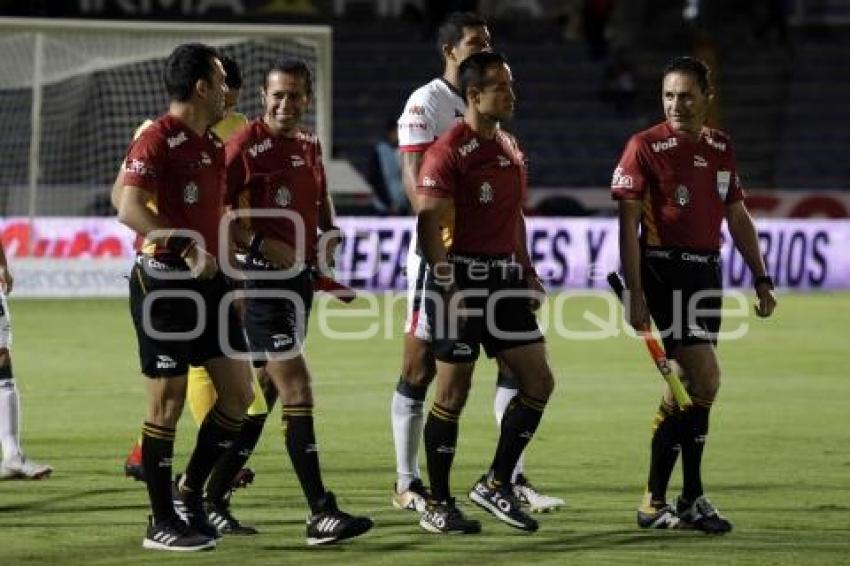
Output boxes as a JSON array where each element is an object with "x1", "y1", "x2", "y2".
[
  {"x1": 518, "y1": 395, "x2": 546, "y2": 412},
  {"x1": 142, "y1": 425, "x2": 175, "y2": 441},
  {"x1": 690, "y1": 395, "x2": 714, "y2": 409},
  {"x1": 430, "y1": 404, "x2": 460, "y2": 423},
  {"x1": 209, "y1": 407, "x2": 243, "y2": 432},
  {"x1": 282, "y1": 405, "x2": 314, "y2": 417}
]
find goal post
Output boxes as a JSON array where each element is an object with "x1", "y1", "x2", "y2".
[{"x1": 0, "y1": 16, "x2": 332, "y2": 219}]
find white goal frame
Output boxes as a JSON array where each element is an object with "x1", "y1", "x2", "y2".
[{"x1": 0, "y1": 16, "x2": 333, "y2": 221}]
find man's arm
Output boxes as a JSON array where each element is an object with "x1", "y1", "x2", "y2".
[
  {"x1": 515, "y1": 213, "x2": 544, "y2": 310},
  {"x1": 618, "y1": 199, "x2": 649, "y2": 329},
  {"x1": 0, "y1": 240, "x2": 12, "y2": 295},
  {"x1": 417, "y1": 194, "x2": 452, "y2": 275},
  {"x1": 117, "y1": 184, "x2": 216, "y2": 279},
  {"x1": 401, "y1": 152, "x2": 425, "y2": 214},
  {"x1": 726, "y1": 200, "x2": 776, "y2": 317}
]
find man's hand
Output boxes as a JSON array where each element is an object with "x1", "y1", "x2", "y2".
[
  {"x1": 0, "y1": 265, "x2": 13, "y2": 295},
  {"x1": 526, "y1": 273, "x2": 545, "y2": 312},
  {"x1": 626, "y1": 288, "x2": 650, "y2": 330},
  {"x1": 184, "y1": 245, "x2": 218, "y2": 279},
  {"x1": 262, "y1": 237, "x2": 302, "y2": 271},
  {"x1": 754, "y1": 283, "x2": 777, "y2": 318}
]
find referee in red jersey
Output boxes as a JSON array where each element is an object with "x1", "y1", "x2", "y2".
[
  {"x1": 613, "y1": 56, "x2": 777, "y2": 534},
  {"x1": 416, "y1": 51, "x2": 555, "y2": 535},
  {"x1": 117, "y1": 43, "x2": 255, "y2": 551}
]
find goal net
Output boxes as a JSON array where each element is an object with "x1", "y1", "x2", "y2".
[{"x1": 0, "y1": 18, "x2": 331, "y2": 218}]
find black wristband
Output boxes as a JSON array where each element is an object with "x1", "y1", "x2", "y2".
[
  {"x1": 248, "y1": 233, "x2": 264, "y2": 257},
  {"x1": 164, "y1": 234, "x2": 194, "y2": 257},
  {"x1": 754, "y1": 275, "x2": 774, "y2": 290}
]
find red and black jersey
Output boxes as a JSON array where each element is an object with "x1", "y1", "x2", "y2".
[
  {"x1": 417, "y1": 122, "x2": 526, "y2": 256},
  {"x1": 122, "y1": 114, "x2": 226, "y2": 257},
  {"x1": 612, "y1": 122, "x2": 744, "y2": 250},
  {"x1": 225, "y1": 119, "x2": 328, "y2": 261}
]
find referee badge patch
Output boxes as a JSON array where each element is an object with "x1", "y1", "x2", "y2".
[
  {"x1": 674, "y1": 184, "x2": 690, "y2": 207},
  {"x1": 183, "y1": 181, "x2": 199, "y2": 204},
  {"x1": 479, "y1": 182, "x2": 494, "y2": 204},
  {"x1": 274, "y1": 186, "x2": 292, "y2": 208},
  {"x1": 716, "y1": 170, "x2": 731, "y2": 201}
]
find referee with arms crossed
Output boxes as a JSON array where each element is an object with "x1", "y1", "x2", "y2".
[
  {"x1": 225, "y1": 57, "x2": 373, "y2": 545},
  {"x1": 117, "y1": 43, "x2": 255, "y2": 551},
  {"x1": 613, "y1": 55, "x2": 777, "y2": 534},
  {"x1": 416, "y1": 51, "x2": 555, "y2": 534}
]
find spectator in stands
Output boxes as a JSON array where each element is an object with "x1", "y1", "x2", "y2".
[{"x1": 368, "y1": 118, "x2": 409, "y2": 215}]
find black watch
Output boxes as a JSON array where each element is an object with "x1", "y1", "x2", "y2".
[{"x1": 754, "y1": 275, "x2": 774, "y2": 290}]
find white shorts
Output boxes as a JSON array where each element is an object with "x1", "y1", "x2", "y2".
[
  {"x1": 403, "y1": 231, "x2": 432, "y2": 341},
  {"x1": 0, "y1": 294, "x2": 12, "y2": 350}
]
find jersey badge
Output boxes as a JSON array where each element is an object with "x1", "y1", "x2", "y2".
[
  {"x1": 479, "y1": 182, "x2": 494, "y2": 204},
  {"x1": 497, "y1": 155, "x2": 511, "y2": 167},
  {"x1": 694, "y1": 155, "x2": 708, "y2": 168},
  {"x1": 716, "y1": 171, "x2": 731, "y2": 201},
  {"x1": 274, "y1": 186, "x2": 292, "y2": 208},
  {"x1": 183, "y1": 181, "x2": 199, "y2": 205},
  {"x1": 290, "y1": 154, "x2": 306, "y2": 167},
  {"x1": 674, "y1": 184, "x2": 690, "y2": 207}
]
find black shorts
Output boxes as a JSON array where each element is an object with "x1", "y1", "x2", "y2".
[
  {"x1": 129, "y1": 255, "x2": 246, "y2": 378},
  {"x1": 641, "y1": 247, "x2": 723, "y2": 358},
  {"x1": 425, "y1": 254, "x2": 543, "y2": 364},
  {"x1": 243, "y1": 268, "x2": 313, "y2": 361}
]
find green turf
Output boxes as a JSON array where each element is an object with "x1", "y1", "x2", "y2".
[{"x1": 0, "y1": 292, "x2": 847, "y2": 565}]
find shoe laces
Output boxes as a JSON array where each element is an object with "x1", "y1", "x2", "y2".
[{"x1": 694, "y1": 496, "x2": 719, "y2": 518}]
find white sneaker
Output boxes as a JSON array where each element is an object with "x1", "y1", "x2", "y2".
[
  {"x1": 0, "y1": 458, "x2": 53, "y2": 480},
  {"x1": 513, "y1": 475, "x2": 564, "y2": 513}
]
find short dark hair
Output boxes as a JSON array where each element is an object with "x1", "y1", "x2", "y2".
[
  {"x1": 663, "y1": 56, "x2": 712, "y2": 93},
  {"x1": 436, "y1": 11, "x2": 488, "y2": 56},
  {"x1": 220, "y1": 55, "x2": 243, "y2": 90},
  {"x1": 458, "y1": 51, "x2": 508, "y2": 102},
  {"x1": 163, "y1": 43, "x2": 220, "y2": 102},
  {"x1": 264, "y1": 57, "x2": 313, "y2": 95}
]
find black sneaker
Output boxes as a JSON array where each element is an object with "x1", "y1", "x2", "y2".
[
  {"x1": 637, "y1": 502, "x2": 681, "y2": 529},
  {"x1": 676, "y1": 495, "x2": 733, "y2": 534},
  {"x1": 305, "y1": 491, "x2": 373, "y2": 545},
  {"x1": 142, "y1": 515, "x2": 215, "y2": 552},
  {"x1": 205, "y1": 499, "x2": 258, "y2": 535},
  {"x1": 392, "y1": 478, "x2": 431, "y2": 513},
  {"x1": 173, "y1": 476, "x2": 220, "y2": 540},
  {"x1": 419, "y1": 497, "x2": 481, "y2": 534},
  {"x1": 468, "y1": 476, "x2": 538, "y2": 532}
]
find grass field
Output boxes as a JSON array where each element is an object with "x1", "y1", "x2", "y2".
[{"x1": 0, "y1": 292, "x2": 848, "y2": 565}]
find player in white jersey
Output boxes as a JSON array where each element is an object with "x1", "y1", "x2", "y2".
[
  {"x1": 390, "y1": 11, "x2": 564, "y2": 515},
  {"x1": 0, "y1": 239, "x2": 53, "y2": 480}
]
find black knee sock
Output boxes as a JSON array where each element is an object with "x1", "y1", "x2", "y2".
[
  {"x1": 681, "y1": 398, "x2": 712, "y2": 502},
  {"x1": 647, "y1": 400, "x2": 682, "y2": 506},
  {"x1": 282, "y1": 404, "x2": 326, "y2": 514},
  {"x1": 423, "y1": 403, "x2": 461, "y2": 502},
  {"x1": 205, "y1": 413, "x2": 267, "y2": 502},
  {"x1": 489, "y1": 394, "x2": 546, "y2": 486},
  {"x1": 496, "y1": 371, "x2": 518, "y2": 389},
  {"x1": 183, "y1": 405, "x2": 242, "y2": 494},
  {"x1": 142, "y1": 422, "x2": 176, "y2": 523}
]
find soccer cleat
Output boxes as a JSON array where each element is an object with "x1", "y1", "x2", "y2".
[
  {"x1": 675, "y1": 495, "x2": 733, "y2": 534},
  {"x1": 305, "y1": 491, "x2": 373, "y2": 545},
  {"x1": 142, "y1": 515, "x2": 216, "y2": 552},
  {"x1": 637, "y1": 502, "x2": 681, "y2": 529},
  {"x1": 469, "y1": 476, "x2": 538, "y2": 532},
  {"x1": 392, "y1": 478, "x2": 430, "y2": 513},
  {"x1": 173, "y1": 476, "x2": 220, "y2": 540},
  {"x1": 205, "y1": 500, "x2": 258, "y2": 536},
  {"x1": 513, "y1": 474, "x2": 564, "y2": 513},
  {"x1": 419, "y1": 498, "x2": 482, "y2": 534},
  {"x1": 124, "y1": 441, "x2": 145, "y2": 482},
  {"x1": 0, "y1": 458, "x2": 53, "y2": 480}
]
